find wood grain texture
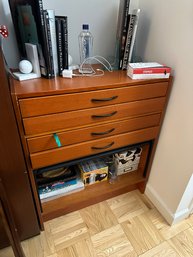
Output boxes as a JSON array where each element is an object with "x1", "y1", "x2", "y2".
[
  {"x1": 147, "y1": 209, "x2": 190, "y2": 240},
  {"x1": 107, "y1": 191, "x2": 150, "y2": 223},
  {"x1": 80, "y1": 201, "x2": 118, "y2": 236},
  {"x1": 0, "y1": 48, "x2": 40, "y2": 248},
  {"x1": 22, "y1": 98, "x2": 165, "y2": 136},
  {"x1": 91, "y1": 224, "x2": 137, "y2": 257},
  {"x1": 11, "y1": 69, "x2": 172, "y2": 228},
  {"x1": 186, "y1": 214, "x2": 193, "y2": 227},
  {"x1": 11, "y1": 70, "x2": 170, "y2": 98},
  {"x1": 138, "y1": 241, "x2": 181, "y2": 257},
  {"x1": 30, "y1": 127, "x2": 157, "y2": 169},
  {"x1": 48, "y1": 211, "x2": 89, "y2": 251},
  {"x1": 19, "y1": 82, "x2": 168, "y2": 117},
  {"x1": 57, "y1": 239, "x2": 94, "y2": 257},
  {"x1": 169, "y1": 228, "x2": 193, "y2": 257},
  {"x1": 27, "y1": 114, "x2": 160, "y2": 153},
  {"x1": 1, "y1": 191, "x2": 192, "y2": 257},
  {"x1": 121, "y1": 213, "x2": 164, "y2": 255}
]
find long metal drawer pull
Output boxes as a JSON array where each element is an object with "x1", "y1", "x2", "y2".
[
  {"x1": 91, "y1": 142, "x2": 114, "y2": 150},
  {"x1": 53, "y1": 133, "x2": 62, "y2": 147},
  {"x1": 91, "y1": 96, "x2": 118, "y2": 102},
  {"x1": 92, "y1": 111, "x2": 117, "y2": 118},
  {"x1": 91, "y1": 128, "x2": 115, "y2": 136}
]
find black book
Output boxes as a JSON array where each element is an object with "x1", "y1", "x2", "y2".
[
  {"x1": 61, "y1": 17, "x2": 68, "y2": 70},
  {"x1": 116, "y1": 0, "x2": 130, "y2": 69},
  {"x1": 121, "y1": 14, "x2": 135, "y2": 70},
  {"x1": 55, "y1": 18, "x2": 63, "y2": 76},
  {"x1": 122, "y1": 9, "x2": 140, "y2": 69},
  {"x1": 43, "y1": 10, "x2": 55, "y2": 78},
  {"x1": 55, "y1": 16, "x2": 69, "y2": 75},
  {"x1": 8, "y1": 0, "x2": 52, "y2": 78}
]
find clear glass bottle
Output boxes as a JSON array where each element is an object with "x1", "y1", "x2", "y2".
[
  {"x1": 78, "y1": 24, "x2": 93, "y2": 69},
  {"x1": 104, "y1": 155, "x2": 118, "y2": 184}
]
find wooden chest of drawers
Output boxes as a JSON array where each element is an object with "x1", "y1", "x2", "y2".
[{"x1": 11, "y1": 70, "x2": 172, "y2": 224}]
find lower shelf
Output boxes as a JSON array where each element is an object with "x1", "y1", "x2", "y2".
[{"x1": 41, "y1": 170, "x2": 146, "y2": 221}]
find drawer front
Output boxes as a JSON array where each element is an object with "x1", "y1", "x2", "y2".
[
  {"x1": 27, "y1": 113, "x2": 161, "y2": 153},
  {"x1": 19, "y1": 82, "x2": 168, "y2": 117},
  {"x1": 30, "y1": 127, "x2": 159, "y2": 169},
  {"x1": 23, "y1": 97, "x2": 165, "y2": 136}
]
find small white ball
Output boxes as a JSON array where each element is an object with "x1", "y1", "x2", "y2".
[{"x1": 19, "y1": 60, "x2": 33, "y2": 74}]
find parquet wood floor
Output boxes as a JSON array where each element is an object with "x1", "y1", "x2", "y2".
[{"x1": 1, "y1": 190, "x2": 193, "y2": 257}]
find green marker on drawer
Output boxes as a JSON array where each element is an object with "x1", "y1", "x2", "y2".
[{"x1": 53, "y1": 133, "x2": 62, "y2": 147}]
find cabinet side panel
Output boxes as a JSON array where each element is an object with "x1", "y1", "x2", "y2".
[{"x1": 0, "y1": 49, "x2": 40, "y2": 247}]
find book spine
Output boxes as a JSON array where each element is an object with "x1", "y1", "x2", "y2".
[
  {"x1": 122, "y1": 14, "x2": 136, "y2": 70},
  {"x1": 128, "y1": 9, "x2": 140, "y2": 63},
  {"x1": 118, "y1": 0, "x2": 131, "y2": 69},
  {"x1": 25, "y1": 43, "x2": 41, "y2": 77},
  {"x1": 55, "y1": 18, "x2": 63, "y2": 76},
  {"x1": 43, "y1": 10, "x2": 54, "y2": 78},
  {"x1": 47, "y1": 10, "x2": 59, "y2": 76},
  {"x1": 36, "y1": 0, "x2": 51, "y2": 78},
  {"x1": 127, "y1": 73, "x2": 170, "y2": 79},
  {"x1": 132, "y1": 67, "x2": 171, "y2": 74},
  {"x1": 116, "y1": 0, "x2": 125, "y2": 39},
  {"x1": 61, "y1": 17, "x2": 68, "y2": 70}
]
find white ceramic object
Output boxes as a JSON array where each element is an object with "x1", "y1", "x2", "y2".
[{"x1": 19, "y1": 60, "x2": 33, "y2": 74}]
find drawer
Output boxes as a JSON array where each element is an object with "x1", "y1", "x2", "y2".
[
  {"x1": 27, "y1": 114, "x2": 161, "y2": 153},
  {"x1": 30, "y1": 127, "x2": 159, "y2": 169},
  {"x1": 19, "y1": 82, "x2": 168, "y2": 117},
  {"x1": 23, "y1": 97, "x2": 166, "y2": 136}
]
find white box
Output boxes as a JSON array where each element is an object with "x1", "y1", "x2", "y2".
[{"x1": 114, "y1": 147, "x2": 142, "y2": 175}]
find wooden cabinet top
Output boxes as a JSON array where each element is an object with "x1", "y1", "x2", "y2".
[{"x1": 10, "y1": 70, "x2": 170, "y2": 98}]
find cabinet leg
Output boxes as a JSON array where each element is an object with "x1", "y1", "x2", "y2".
[{"x1": 137, "y1": 181, "x2": 146, "y2": 193}]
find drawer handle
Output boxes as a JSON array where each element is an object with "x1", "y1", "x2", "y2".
[
  {"x1": 91, "y1": 128, "x2": 115, "y2": 136},
  {"x1": 91, "y1": 96, "x2": 118, "y2": 102},
  {"x1": 92, "y1": 111, "x2": 117, "y2": 118},
  {"x1": 53, "y1": 133, "x2": 62, "y2": 147},
  {"x1": 91, "y1": 142, "x2": 114, "y2": 150}
]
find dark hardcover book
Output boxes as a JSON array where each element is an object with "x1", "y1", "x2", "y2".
[
  {"x1": 61, "y1": 17, "x2": 68, "y2": 70},
  {"x1": 55, "y1": 18, "x2": 63, "y2": 75},
  {"x1": 46, "y1": 10, "x2": 58, "y2": 75},
  {"x1": 122, "y1": 14, "x2": 136, "y2": 70},
  {"x1": 116, "y1": 0, "x2": 130, "y2": 69},
  {"x1": 8, "y1": 0, "x2": 52, "y2": 78},
  {"x1": 122, "y1": 9, "x2": 140, "y2": 69},
  {"x1": 128, "y1": 9, "x2": 140, "y2": 63},
  {"x1": 43, "y1": 10, "x2": 55, "y2": 78}
]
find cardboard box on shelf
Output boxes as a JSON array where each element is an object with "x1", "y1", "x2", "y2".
[
  {"x1": 78, "y1": 158, "x2": 108, "y2": 186},
  {"x1": 114, "y1": 146, "x2": 142, "y2": 175}
]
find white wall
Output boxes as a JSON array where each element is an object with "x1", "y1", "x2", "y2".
[
  {"x1": 43, "y1": 0, "x2": 120, "y2": 65},
  {"x1": 1, "y1": 0, "x2": 139, "y2": 67},
  {"x1": 43, "y1": 0, "x2": 139, "y2": 65},
  {"x1": 137, "y1": 0, "x2": 193, "y2": 224},
  {"x1": 0, "y1": 0, "x2": 19, "y2": 68}
]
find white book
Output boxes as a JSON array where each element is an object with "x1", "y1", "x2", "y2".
[
  {"x1": 127, "y1": 70, "x2": 170, "y2": 79},
  {"x1": 122, "y1": 9, "x2": 140, "y2": 69},
  {"x1": 25, "y1": 43, "x2": 41, "y2": 77},
  {"x1": 47, "y1": 10, "x2": 58, "y2": 76},
  {"x1": 39, "y1": 179, "x2": 84, "y2": 200},
  {"x1": 129, "y1": 62, "x2": 164, "y2": 69},
  {"x1": 128, "y1": 9, "x2": 140, "y2": 62}
]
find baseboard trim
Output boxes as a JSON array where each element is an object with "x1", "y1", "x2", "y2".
[{"x1": 145, "y1": 184, "x2": 191, "y2": 225}]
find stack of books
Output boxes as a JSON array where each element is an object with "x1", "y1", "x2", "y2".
[
  {"x1": 39, "y1": 178, "x2": 84, "y2": 201},
  {"x1": 9, "y1": 0, "x2": 69, "y2": 78},
  {"x1": 127, "y1": 62, "x2": 171, "y2": 79},
  {"x1": 116, "y1": 0, "x2": 140, "y2": 70}
]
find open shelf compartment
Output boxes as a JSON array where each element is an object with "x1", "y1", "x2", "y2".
[{"x1": 34, "y1": 142, "x2": 151, "y2": 221}]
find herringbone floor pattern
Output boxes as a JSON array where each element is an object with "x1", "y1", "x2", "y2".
[{"x1": 1, "y1": 190, "x2": 193, "y2": 257}]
